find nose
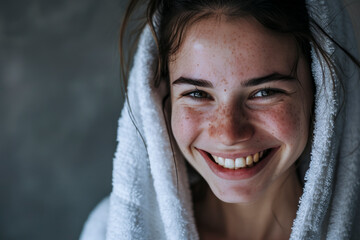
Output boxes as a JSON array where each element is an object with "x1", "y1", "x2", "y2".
[{"x1": 208, "y1": 104, "x2": 254, "y2": 146}]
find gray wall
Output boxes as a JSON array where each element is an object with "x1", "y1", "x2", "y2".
[
  {"x1": 1, "y1": 1, "x2": 359, "y2": 240},
  {"x1": 1, "y1": 1, "x2": 128, "y2": 239}
]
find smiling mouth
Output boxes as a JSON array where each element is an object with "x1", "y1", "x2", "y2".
[{"x1": 206, "y1": 149, "x2": 272, "y2": 170}]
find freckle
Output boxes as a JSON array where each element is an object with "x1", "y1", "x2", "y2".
[
  {"x1": 221, "y1": 78, "x2": 228, "y2": 85},
  {"x1": 224, "y1": 89, "x2": 226, "y2": 92}
]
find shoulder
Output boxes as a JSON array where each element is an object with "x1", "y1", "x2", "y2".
[{"x1": 79, "y1": 197, "x2": 110, "y2": 240}]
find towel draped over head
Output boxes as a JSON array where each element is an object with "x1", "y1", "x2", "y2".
[{"x1": 80, "y1": 0, "x2": 360, "y2": 239}]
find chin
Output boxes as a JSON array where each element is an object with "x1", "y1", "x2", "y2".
[{"x1": 206, "y1": 177, "x2": 267, "y2": 204}]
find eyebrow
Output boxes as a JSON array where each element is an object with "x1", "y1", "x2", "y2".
[
  {"x1": 172, "y1": 73, "x2": 295, "y2": 88},
  {"x1": 242, "y1": 73, "x2": 296, "y2": 87},
  {"x1": 172, "y1": 77, "x2": 214, "y2": 88}
]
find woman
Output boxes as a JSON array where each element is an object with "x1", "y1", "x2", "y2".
[{"x1": 81, "y1": 0, "x2": 360, "y2": 239}]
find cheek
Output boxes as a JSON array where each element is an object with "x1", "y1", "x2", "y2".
[
  {"x1": 171, "y1": 106, "x2": 205, "y2": 148},
  {"x1": 206, "y1": 105, "x2": 228, "y2": 138},
  {"x1": 255, "y1": 103, "x2": 307, "y2": 146}
]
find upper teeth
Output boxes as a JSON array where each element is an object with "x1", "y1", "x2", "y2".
[{"x1": 213, "y1": 151, "x2": 264, "y2": 169}]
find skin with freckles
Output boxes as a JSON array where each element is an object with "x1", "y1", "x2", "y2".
[{"x1": 170, "y1": 16, "x2": 313, "y2": 239}]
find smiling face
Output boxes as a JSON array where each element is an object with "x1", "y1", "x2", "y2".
[{"x1": 170, "y1": 17, "x2": 313, "y2": 203}]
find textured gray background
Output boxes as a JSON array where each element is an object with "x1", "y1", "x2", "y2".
[
  {"x1": 1, "y1": 1, "x2": 359, "y2": 240},
  {"x1": 1, "y1": 1, "x2": 128, "y2": 239}
]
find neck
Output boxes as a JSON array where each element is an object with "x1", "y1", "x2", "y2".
[{"x1": 194, "y1": 166, "x2": 302, "y2": 240}]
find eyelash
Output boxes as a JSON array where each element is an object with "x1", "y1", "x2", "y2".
[
  {"x1": 182, "y1": 89, "x2": 212, "y2": 101},
  {"x1": 182, "y1": 87, "x2": 286, "y2": 101},
  {"x1": 250, "y1": 88, "x2": 285, "y2": 99}
]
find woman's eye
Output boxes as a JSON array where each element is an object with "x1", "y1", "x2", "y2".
[
  {"x1": 183, "y1": 90, "x2": 212, "y2": 100},
  {"x1": 251, "y1": 88, "x2": 283, "y2": 98}
]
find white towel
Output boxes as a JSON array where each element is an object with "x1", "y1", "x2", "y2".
[{"x1": 80, "y1": 0, "x2": 360, "y2": 239}]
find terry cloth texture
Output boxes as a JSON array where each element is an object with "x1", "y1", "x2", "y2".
[{"x1": 80, "y1": 0, "x2": 360, "y2": 239}]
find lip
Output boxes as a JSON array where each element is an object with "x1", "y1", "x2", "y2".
[{"x1": 197, "y1": 147, "x2": 280, "y2": 180}]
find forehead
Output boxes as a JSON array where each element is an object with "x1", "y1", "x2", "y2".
[{"x1": 169, "y1": 17, "x2": 298, "y2": 83}]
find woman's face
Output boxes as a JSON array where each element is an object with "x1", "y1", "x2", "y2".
[{"x1": 170, "y1": 17, "x2": 313, "y2": 203}]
